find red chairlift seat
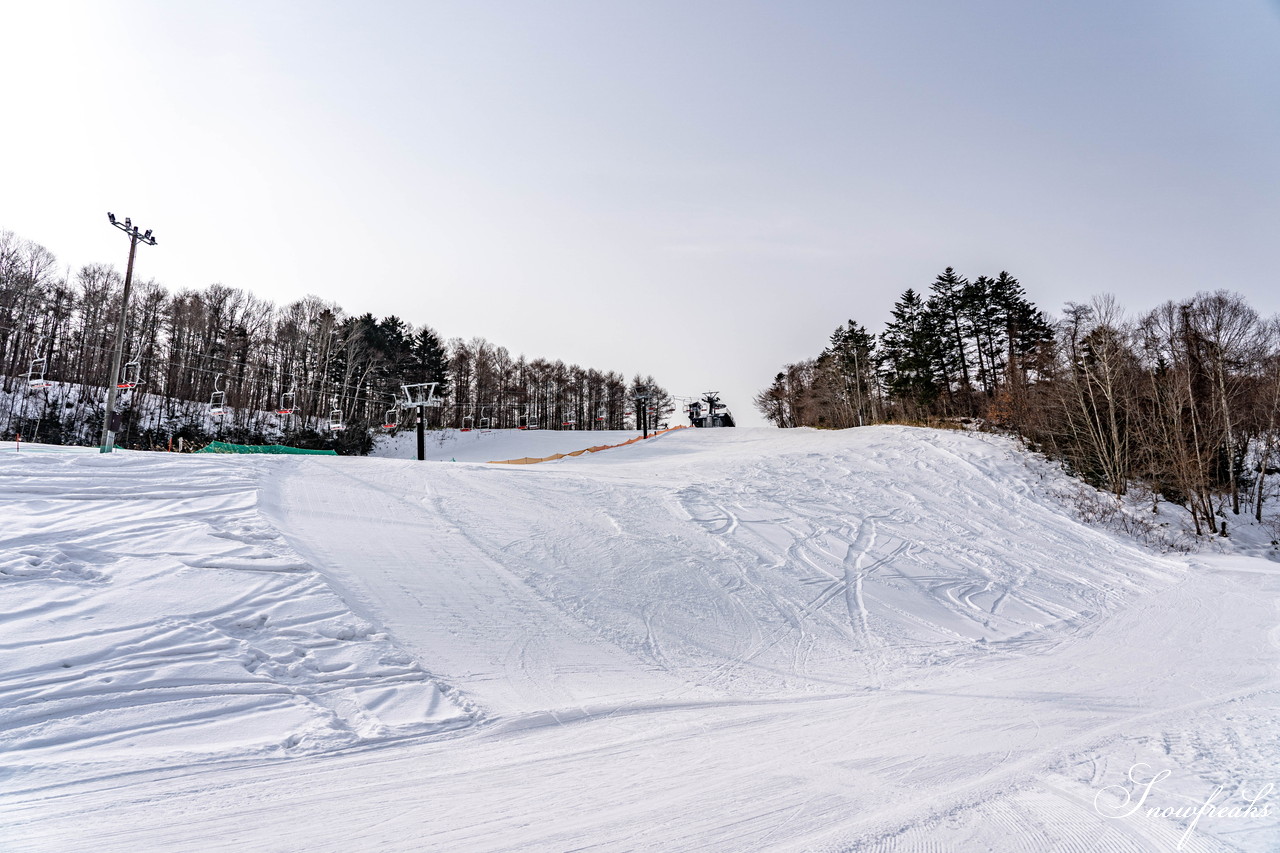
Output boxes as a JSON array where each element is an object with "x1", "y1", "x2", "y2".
[
  {"x1": 276, "y1": 390, "x2": 298, "y2": 416},
  {"x1": 116, "y1": 360, "x2": 140, "y2": 389}
]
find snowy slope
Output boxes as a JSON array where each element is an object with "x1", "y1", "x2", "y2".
[
  {"x1": 0, "y1": 452, "x2": 471, "y2": 787},
  {"x1": 1, "y1": 427, "x2": 1277, "y2": 852}
]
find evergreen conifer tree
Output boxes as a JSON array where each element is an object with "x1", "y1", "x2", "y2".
[{"x1": 879, "y1": 288, "x2": 939, "y2": 410}]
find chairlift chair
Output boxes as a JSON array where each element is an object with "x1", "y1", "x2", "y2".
[
  {"x1": 117, "y1": 359, "x2": 140, "y2": 389},
  {"x1": 24, "y1": 356, "x2": 51, "y2": 389},
  {"x1": 382, "y1": 407, "x2": 399, "y2": 430},
  {"x1": 209, "y1": 375, "x2": 227, "y2": 417},
  {"x1": 479, "y1": 406, "x2": 492, "y2": 430},
  {"x1": 276, "y1": 390, "x2": 297, "y2": 416},
  {"x1": 328, "y1": 407, "x2": 345, "y2": 431}
]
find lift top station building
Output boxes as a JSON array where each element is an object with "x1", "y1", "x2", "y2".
[{"x1": 688, "y1": 392, "x2": 735, "y2": 428}]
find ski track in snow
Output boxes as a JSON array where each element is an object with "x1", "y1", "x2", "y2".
[{"x1": 1, "y1": 426, "x2": 1277, "y2": 852}]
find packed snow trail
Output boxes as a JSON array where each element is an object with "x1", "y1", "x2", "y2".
[
  {"x1": 1, "y1": 427, "x2": 1277, "y2": 852},
  {"x1": 0, "y1": 452, "x2": 470, "y2": 788}
]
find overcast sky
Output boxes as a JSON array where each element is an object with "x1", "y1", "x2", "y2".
[{"x1": 3, "y1": 1, "x2": 1278, "y2": 425}]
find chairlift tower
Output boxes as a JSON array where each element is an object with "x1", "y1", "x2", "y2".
[
  {"x1": 634, "y1": 390, "x2": 651, "y2": 439},
  {"x1": 401, "y1": 382, "x2": 439, "y2": 461},
  {"x1": 692, "y1": 391, "x2": 735, "y2": 428},
  {"x1": 100, "y1": 213, "x2": 157, "y2": 453}
]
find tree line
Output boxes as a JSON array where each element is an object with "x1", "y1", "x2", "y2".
[
  {"x1": 757, "y1": 267, "x2": 1280, "y2": 534},
  {"x1": 0, "y1": 228, "x2": 671, "y2": 452}
]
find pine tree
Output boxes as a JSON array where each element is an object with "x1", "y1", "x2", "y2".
[
  {"x1": 926, "y1": 267, "x2": 973, "y2": 403},
  {"x1": 989, "y1": 271, "x2": 1053, "y2": 386},
  {"x1": 411, "y1": 327, "x2": 450, "y2": 400},
  {"x1": 823, "y1": 320, "x2": 878, "y2": 425},
  {"x1": 879, "y1": 288, "x2": 939, "y2": 411},
  {"x1": 959, "y1": 275, "x2": 1000, "y2": 395}
]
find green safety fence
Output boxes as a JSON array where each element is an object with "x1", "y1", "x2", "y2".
[{"x1": 196, "y1": 441, "x2": 337, "y2": 456}]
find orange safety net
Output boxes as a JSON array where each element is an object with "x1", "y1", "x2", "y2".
[{"x1": 489, "y1": 425, "x2": 688, "y2": 465}]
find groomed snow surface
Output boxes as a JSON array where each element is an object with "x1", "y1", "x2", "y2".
[{"x1": 1, "y1": 426, "x2": 1277, "y2": 852}]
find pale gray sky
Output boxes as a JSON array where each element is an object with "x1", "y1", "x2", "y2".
[{"x1": 3, "y1": 1, "x2": 1278, "y2": 425}]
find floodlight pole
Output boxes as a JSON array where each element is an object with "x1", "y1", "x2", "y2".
[{"x1": 100, "y1": 213, "x2": 157, "y2": 453}]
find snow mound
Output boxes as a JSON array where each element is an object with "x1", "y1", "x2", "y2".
[{"x1": 256, "y1": 426, "x2": 1191, "y2": 710}]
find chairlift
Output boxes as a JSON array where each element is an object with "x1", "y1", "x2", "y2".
[
  {"x1": 479, "y1": 406, "x2": 492, "y2": 430},
  {"x1": 401, "y1": 382, "x2": 439, "y2": 408},
  {"x1": 209, "y1": 374, "x2": 227, "y2": 417},
  {"x1": 461, "y1": 414, "x2": 474, "y2": 432},
  {"x1": 24, "y1": 356, "x2": 51, "y2": 389},
  {"x1": 562, "y1": 414, "x2": 578, "y2": 428},
  {"x1": 276, "y1": 389, "x2": 297, "y2": 416},
  {"x1": 328, "y1": 404, "x2": 345, "y2": 432},
  {"x1": 382, "y1": 407, "x2": 399, "y2": 430},
  {"x1": 117, "y1": 359, "x2": 140, "y2": 389}
]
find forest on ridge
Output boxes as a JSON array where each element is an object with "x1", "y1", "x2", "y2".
[
  {"x1": 0, "y1": 228, "x2": 672, "y2": 453},
  {"x1": 758, "y1": 268, "x2": 1280, "y2": 535}
]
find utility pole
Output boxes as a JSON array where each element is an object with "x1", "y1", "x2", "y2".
[{"x1": 100, "y1": 213, "x2": 156, "y2": 453}]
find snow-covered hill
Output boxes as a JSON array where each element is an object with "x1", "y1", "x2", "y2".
[{"x1": 2, "y1": 427, "x2": 1277, "y2": 852}]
